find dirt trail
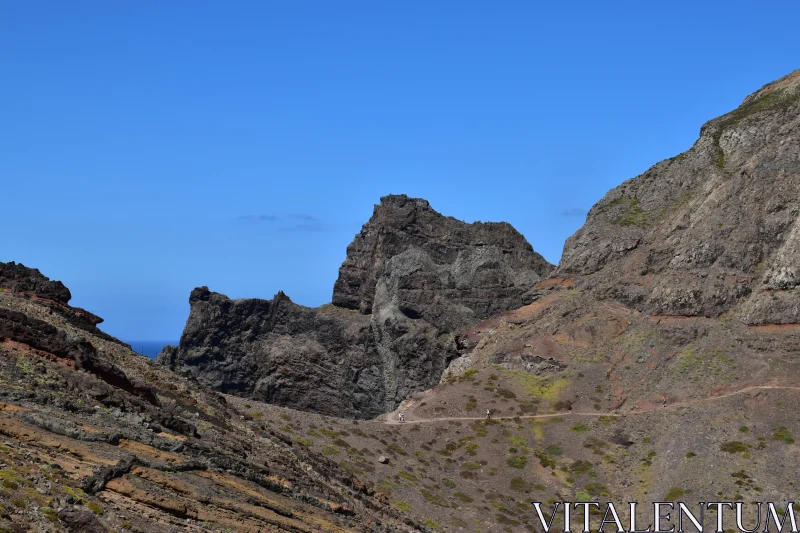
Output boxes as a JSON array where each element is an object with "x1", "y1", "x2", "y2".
[{"x1": 383, "y1": 384, "x2": 800, "y2": 425}]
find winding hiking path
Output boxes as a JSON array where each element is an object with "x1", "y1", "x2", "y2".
[{"x1": 382, "y1": 384, "x2": 800, "y2": 425}]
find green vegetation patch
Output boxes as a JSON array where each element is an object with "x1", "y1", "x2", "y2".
[
  {"x1": 665, "y1": 488, "x2": 686, "y2": 501},
  {"x1": 535, "y1": 449, "x2": 557, "y2": 469},
  {"x1": 398, "y1": 470, "x2": 417, "y2": 482},
  {"x1": 509, "y1": 435, "x2": 528, "y2": 448},
  {"x1": 501, "y1": 370, "x2": 571, "y2": 404},
  {"x1": 394, "y1": 501, "x2": 410, "y2": 512},
  {"x1": 720, "y1": 441, "x2": 750, "y2": 453},
  {"x1": 465, "y1": 395, "x2": 477, "y2": 411},
  {"x1": 597, "y1": 196, "x2": 648, "y2": 227},
  {"x1": 321, "y1": 445, "x2": 340, "y2": 455},
  {"x1": 772, "y1": 426, "x2": 795, "y2": 444},
  {"x1": 510, "y1": 477, "x2": 532, "y2": 493},
  {"x1": 506, "y1": 456, "x2": 527, "y2": 469},
  {"x1": 63, "y1": 486, "x2": 89, "y2": 503},
  {"x1": 597, "y1": 416, "x2": 617, "y2": 426},
  {"x1": 388, "y1": 443, "x2": 407, "y2": 456},
  {"x1": 471, "y1": 419, "x2": 499, "y2": 437},
  {"x1": 545, "y1": 444, "x2": 563, "y2": 456},
  {"x1": 454, "y1": 491, "x2": 474, "y2": 502},
  {"x1": 420, "y1": 489, "x2": 451, "y2": 507},
  {"x1": 40, "y1": 506, "x2": 58, "y2": 523},
  {"x1": 497, "y1": 388, "x2": 517, "y2": 399},
  {"x1": 584, "y1": 482, "x2": 609, "y2": 497},
  {"x1": 674, "y1": 347, "x2": 735, "y2": 382},
  {"x1": 569, "y1": 460, "x2": 593, "y2": 476},
  {"x1": 424, "y1": 518, "x2": 443, "y2": 530}
]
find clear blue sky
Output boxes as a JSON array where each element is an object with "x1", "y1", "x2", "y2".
[{"x1": 2, "y1": 1, "x2": 798, "y2": 340}]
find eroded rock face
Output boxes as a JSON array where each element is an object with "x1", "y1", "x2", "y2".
[
  {"x1": 159, "y1": 287, "x2": 381, "y2": 417},
  {"x1": 0, "y1": 261, "x2": 72, "y2": 304},
  {"x1": 333, "y1": 195, "x2": 551, "y2": 325},
  {"x1": 558, "y1": 69, "x2": 800, "y2": 323},
  {"x1": 159, "y1": 196, "x2": 552, "y2": 418},
  {"x1": 0, "y1": 260, "x2": 111, "y2": 338}
]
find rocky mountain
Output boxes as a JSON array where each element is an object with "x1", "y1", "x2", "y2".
[
  {"x1": 3, "y1": 68, "x2": 800, "y2": 532},
  {"x1": 159, "y1": 195, "x2": 553, "y2": 419},
  {"x1": 559, "y1": 68, "x2": 800, "y2": 323},
  {"x1": 0, "y1": 261, "x2": 422, "y2": 532}
]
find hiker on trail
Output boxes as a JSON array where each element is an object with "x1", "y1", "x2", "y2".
[
  {"x1": 662, "y1": 396, "x2": 667, "y2": 407},
  {"x1": 399, "y1": 412, "x2": 405, "y2": 423},
  {"x1": 486, "y1": 409, "x2": 491, "y2": 419}
]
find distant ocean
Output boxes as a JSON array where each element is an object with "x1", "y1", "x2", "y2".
[{"x1": 126, "y1": 340, "x2": 178, "y2": 358}]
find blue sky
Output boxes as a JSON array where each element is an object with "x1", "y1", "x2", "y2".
[{"x1": 2, "y1": 1, "x2": 799, "y2": 340}]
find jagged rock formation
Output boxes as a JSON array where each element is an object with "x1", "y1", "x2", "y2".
[
  {"x1": 0, "y1": 260, "x2": 114, "y2": 341},
  {"x1": 333, "y1": 195, "x2": 551, "y2": 322},
  {"x1": 0, "y1": 261, "x2": 72, "y2": 303},
  {"x1": 159, "y1": 195, "x2": 552, "y2": 418},
  {"x1": 0, "y1": 267, "x2": 420, "y2": 532},
  {"x1": 558, "y1": 69, "x2": 800, "y2": 323}
]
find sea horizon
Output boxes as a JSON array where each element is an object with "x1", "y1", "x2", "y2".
[{"x1": 125, "y1": 340, "x2": 178, "y2": 358}]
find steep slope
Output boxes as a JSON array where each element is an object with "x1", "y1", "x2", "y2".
[
  {"x1": 445, "y1": 69, "x2": 800, "y2": 413},
  {"x1": 559, "y1": 69, "x2": 800, "y2": 322},
  {"x1": 0, "y1": 262, "x2": 420, "y2": 532},
  {"x1": 159, "y1": 195, "x2": 552, "y2": 418}
]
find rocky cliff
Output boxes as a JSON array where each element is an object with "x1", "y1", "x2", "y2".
[
  {"x1": 159, "y1": 195, "x2": 552, "y2": 418},
  {"x1": 558, "y1": 69, "x2": 800, "y2": 323}
]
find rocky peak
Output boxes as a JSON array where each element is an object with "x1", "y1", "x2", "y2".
[
  {"x1": 0, "y1": 260, "x2": 110, "y2": 334},
  {"x1": 161, "y1": 195, "x2": 552, "y2": 417},
  {"x1": 0, "y1": 261, "x2": 72, "y2": 304},
  {"x1": 558, "y1": 68, "x2": 800, "y2": 323},
  {"x1": 333, "y1": 194, "x2": 552, "y2": 317}
]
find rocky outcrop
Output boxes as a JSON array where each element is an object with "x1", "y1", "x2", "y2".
[
  {"x1": 333, "y1": 195, "x2": 551, "y2": 325},
  {"x1": 558, "y1": 69, "x2": 800, "y2": 323},
  {"x1": 0, "y1": 261, "x2": 72, "y2": 303},
  {"x1": 159, "y1": 288, "x2": 379, "y2": 416},
  {"x1": 159, "y1": 196, "x2": 552, "y2": 418},
  {"x1": 0, "y1": 260, "x2": 115, "y2": 341}
]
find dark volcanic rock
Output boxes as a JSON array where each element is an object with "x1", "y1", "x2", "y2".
[
  {"x1": 0, "y1": 261, "x2": 71, "y2": 303},
  {"x1": 57, "y1": 506, "x2": 108, "y2": 533},
  {"x1": 0, "y1": 260, "x2": 118, "y2": 342},
  {"x1": 159, "y1": 287, "x2": 380, "y2": 416},
  {"x1": 333, "y1": 195, "x2": 552, "y2": 325},
  {"x1": 160, "y1": 196, "x2": 552, "y2": 417},
  {"x1": 558, "y1": 69, "x2": 800, "y2": 323}
]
